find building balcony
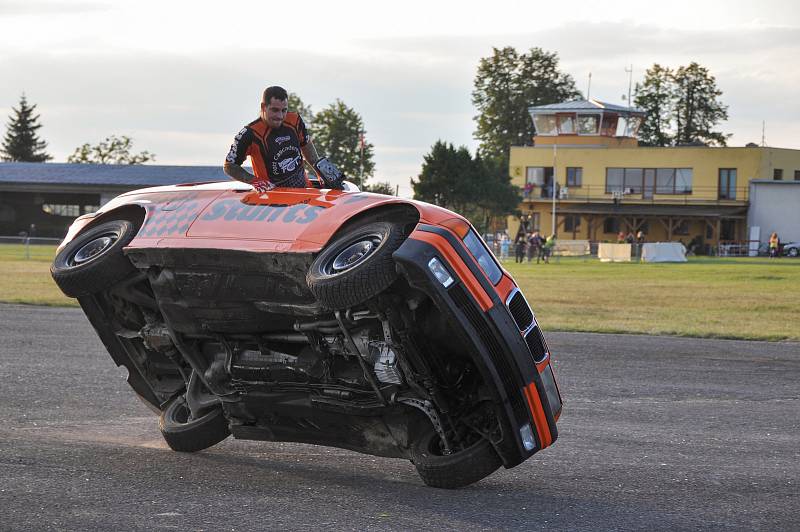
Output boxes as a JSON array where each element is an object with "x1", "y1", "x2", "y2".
[{"x1": 520, "y1": 184, "x2": 750, "y2": 207}]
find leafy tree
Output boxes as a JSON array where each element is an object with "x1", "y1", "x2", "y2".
[
  {"x1": 287, "y1": 92, "x2": 314, "y2": 126},
  {"x1": 67, "y1": 135, "x2": 155, "y2": 164},
  {"x1": 634, "y1": 64, "x2": 675, "y2": 147},
  {"x1": 673, "y1": 62, "x2": 729, "y2": 146},
  {"x1": 361, "y1": 181, "x2": 395, "y2": 195},
  {"x1": 472, "y1": 47, "x2": 581, "y2": 163},
  {"x1": 310, "y1": 99, "x2": 375, "y2": 185},
  {"x1": 412, "y1": 141, "x2": 519, "y2": 230},
  {"x1": 1, "y1": 94, "x2": 52, "y2": 162}
]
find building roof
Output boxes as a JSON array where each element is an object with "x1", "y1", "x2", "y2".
[
  {"x1": 0, "y1": 162, "x2": 228, "y2": 187},
  {"x1": 530, "y1": 98, "x2": 645, "y2": 115}
]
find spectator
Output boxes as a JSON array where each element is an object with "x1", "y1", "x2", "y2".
[
  {"x1": 542, "y1": 234, "x2": 556, "y2": 264},
  {"x1": 635, "y1": 230, "x2": 645, "y2": 257},
  {"x1": 527, "y1": 231, "x2": 542, "y2": 263},
  {"x1": 514, "y1": 233, "x2": 527, "y2": 263},
  {"x1": 625, "y1": 232, "x2": 635, "y2": 245},
  {"x1": 500, "y1": 234, "x2": 510, "y2": 260},
  {"x1": 769, "y1": 232, "x2": 780, "y2": 258},
  {"x1": 617, "y1": 231, "x2": 626, "y2": 244}
]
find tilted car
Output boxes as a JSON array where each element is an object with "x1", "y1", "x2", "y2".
[{"x1": 51, "y1": 181, "x2": 562, "y2": 488}]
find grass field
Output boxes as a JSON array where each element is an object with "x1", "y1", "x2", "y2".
[{"x1": 1, "y1": 243, "x2": 798, "y2": 341}]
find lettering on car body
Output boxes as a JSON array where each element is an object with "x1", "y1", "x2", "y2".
[{"x1": 201, "y1": 199, "x2": 323, "y2": 225}]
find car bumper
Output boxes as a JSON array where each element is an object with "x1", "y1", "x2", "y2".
[{"x1": 393, "y1": 225, "x2": 561, "y2": 467}]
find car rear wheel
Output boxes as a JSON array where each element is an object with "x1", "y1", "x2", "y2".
[
  {"x1": 788, "y1": 247, "x2": 798, "y2": 257},
  {"x1": 50, "y1": 219, "x2": 139, "y2": 297},
  {"x1": 158, "y1": 395, "x2": 230, "y2": 453},
  {"x1": 411, "y1": 427, "x2": 502, "y2": 489},
  {"x1": 307, "y1": 220, "x2": 406, "y2": 309}
]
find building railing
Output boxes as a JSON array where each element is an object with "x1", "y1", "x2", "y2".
[{"x1": 520, "y1": 184, "x2": 750, "y2": 205}]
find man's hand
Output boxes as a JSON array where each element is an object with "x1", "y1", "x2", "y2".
[
  {"x1": 313, "y1": 157, "x2": 345, "y2": 190},
  {"x1": 252, "y1": 179, "x2": 275, "y2": 193}
]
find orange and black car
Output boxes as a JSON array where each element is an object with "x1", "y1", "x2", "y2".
[{"x1": 51, "y1": 180, "x2": 561, "y2": 488}]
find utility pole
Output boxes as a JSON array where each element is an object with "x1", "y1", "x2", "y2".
[{"x1": 551, "y1": 143, "x2": 557, "y2": 236}]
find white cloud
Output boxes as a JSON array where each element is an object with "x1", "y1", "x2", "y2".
[{"x1": 1, "y1": 2, "x2": 799, "y2": 196}]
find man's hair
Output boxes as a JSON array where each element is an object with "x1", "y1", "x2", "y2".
[{"x1": 262, "y1": 86, "x2": 288, "y2": 103}]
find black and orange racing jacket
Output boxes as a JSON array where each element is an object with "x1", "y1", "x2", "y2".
[{"x1": 225, "y1": 113, "x2": 312, "y2": 187}]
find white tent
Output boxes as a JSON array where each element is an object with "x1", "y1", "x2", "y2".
[{"x1": 641, "y1": 242, "x2": 687, "y2": 262}]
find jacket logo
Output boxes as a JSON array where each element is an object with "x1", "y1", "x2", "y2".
[{"x1": 275, "y1": 135, "x2": 291, "y2": 144}]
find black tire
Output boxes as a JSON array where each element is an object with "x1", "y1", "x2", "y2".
[
  {"x1": 411, "y1": 428, "x2": 502, "y2": 489},
  {"x1": 50, "y1": 219, "x2": 138, "y2": 298},
  {"x1": 788, "y1": 247, "x2": 798, "y2": 258},
  {"x1": 307, "y1": 220, "x2": 405, "y2": 309},
  {"x1": 158, "y1": 396, "x2": 230, "y2": 453}
]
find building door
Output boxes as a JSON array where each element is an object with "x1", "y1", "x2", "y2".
[
  {"x1": 541, "y1": 167, "x2": 555, "y2": 198},
  {"x1": 643, "y1": 169, "x2": 655, "y2": 199}
]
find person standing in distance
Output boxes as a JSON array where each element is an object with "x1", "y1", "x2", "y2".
[{"x1": 224, "y1": 86, "x2": 344, "y2": 192}]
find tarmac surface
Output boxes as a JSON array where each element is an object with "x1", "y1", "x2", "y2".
[{"x1": 1, "y1": 303, "x2": 798, "y2": 531}]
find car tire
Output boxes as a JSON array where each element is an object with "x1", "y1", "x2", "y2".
[
  {"x1": 788, "y1": 247, "x2": 798, "y2": 257},
  {"x1": 307, "y1": 220, "x2": 405, "y2": 309},
  {"x1": 50, "y1": 219, "x2": 139, "y2": 298},
  {"x1": 411, "y1": 427, "x2": 502, "y2": 489},
  {"x1": 158, "y1": 396, "x2": 230, "y2": 453}
]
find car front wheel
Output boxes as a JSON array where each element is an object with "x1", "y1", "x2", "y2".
[
  {"x1": 307, "y1": 220, "x2": 406, "y2": 309},
  {"x1": 50, "y1": 219, "x2": 139, "y2": 297}
]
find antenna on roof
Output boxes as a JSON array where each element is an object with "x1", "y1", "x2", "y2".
[
  {"x1": 624, "y1": 64, "x2": 633, "y2": 106},
  {"x1": 761, "y1": 121, "x2": 766, "y2": 147},
  {"x1": 587, "y1": 72, "x2": 592, "y2": 100}
]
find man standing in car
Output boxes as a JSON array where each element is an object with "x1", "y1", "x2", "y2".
[{"x1": 224, "y1": 86, "x2": 344, "y2": 192}]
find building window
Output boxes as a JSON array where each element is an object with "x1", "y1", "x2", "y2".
[
  {"x1": 718, "y1": 169, "x2": 737, "y2": 199},
  {"x1": 603, "y1": 217, "x2": 620, "y2": 234},
  {"x1": 566, "y1": 167, "x2": 583, "y2": 187},
  {"x1": 520, "y1": 212, "x2": 540, "y2": 233},
  {"x1": 564, "y1": 215, "x2": 581, "y2": 232},
  {"x1": 577, "y1": 114, "x2": 600, "y2": 135},
  {"x1": 526, "y1": 167, "x2": 551, "y2": 186},
  {"x1": 42, "y1": 204, "x2": 81, "y2": 217},
  {"x1": 606, "y1": 168, "x2": 651, "y2": 194},
  {"x1": 651, "y1": 168, "x2": 693, "y2": 194},
  {"x1": 774, "y1": 169, "x2": 783, "y2": 180},
  {"x1": 795, "y1": 170, "x2": 800, "y2": 181},
  {"x1": 674, "y1": 220, "x2": 690, "y2": 235},
  {"x1": 557, "y1": 114, "x2": 575, "y2": 134},
  {"x1": 532, "y1": 115, "x2": 557, "y2": 136},
  {"x1": 606, "y1": 168, "x2": 624, "y2": 193}
]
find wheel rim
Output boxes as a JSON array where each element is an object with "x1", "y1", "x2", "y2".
[
  {"x1": 70, "y1": 233, "x2": 118, "y2": 265},
  {"x1": 325, "y1": 233, "x2": 383, "y2": 274}
]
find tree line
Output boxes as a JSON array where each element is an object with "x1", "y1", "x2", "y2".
[{"x1": 3, "y1": 52, "x2": 729, "y2": 213}]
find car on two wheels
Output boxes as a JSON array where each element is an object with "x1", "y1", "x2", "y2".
[{"x1": 51, "y1": 180, "x2": 561, "y2": 488}]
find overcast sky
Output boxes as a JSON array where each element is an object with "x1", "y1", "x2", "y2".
[{"x1": 2, "y1": 0, "x2": 799, "y2": 196}]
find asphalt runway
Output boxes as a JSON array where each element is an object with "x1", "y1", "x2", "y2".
[{"x1": 1, "y1": 303, "x2": 798, "y2": 531}]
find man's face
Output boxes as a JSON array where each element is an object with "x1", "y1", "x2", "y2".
[{"x1": 262, "y1": 97, "x2": 288, "y2": 128}]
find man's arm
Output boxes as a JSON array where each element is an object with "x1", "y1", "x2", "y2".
[
  {"x1": 224, "y1": 126, "x2": 261, "y2": 185},
  {"x1": 223, "y1": 160, "x2": 256, "y2": 183},
  {"x1": 301, "y1": 139, "x2": 320, "y2": 165}
]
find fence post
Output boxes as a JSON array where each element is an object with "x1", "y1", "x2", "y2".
[{"x1": 24, "y1": 237, "x2": 30, "y2": 260}]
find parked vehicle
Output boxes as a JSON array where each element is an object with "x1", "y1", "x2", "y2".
[
  {"x1": 51, "y1": 180, "x2": 561, "y2": 488},
  {"x1": 783, "y1": 241, "x2": 799, "y2": 257}
]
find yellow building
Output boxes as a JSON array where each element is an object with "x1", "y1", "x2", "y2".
[{"x1": 508, "y1": 99, "x2": 800, "y2": 250}]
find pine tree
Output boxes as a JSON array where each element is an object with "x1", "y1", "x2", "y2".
[
  {"x1": 1, "y1": 94, "x2": 52, "y2": 162},
  {"x1": 634, "y1": 64, "x2": 675, "y2": 147},
  {"x1": 673, "y1": 62, "x2": 729, "y2": 146}
]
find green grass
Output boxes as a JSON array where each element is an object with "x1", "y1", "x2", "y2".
[
  {"x1": 1, "y1": 244, "x2": 798, "y2": 341},
  {"x1": 0, "y1": 244, "x2": 77, "y2": 307},
  {"x1": 503, "y1": 256, "x2": 800, "y2": 341}
]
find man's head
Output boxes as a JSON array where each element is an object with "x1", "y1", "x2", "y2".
[{"x1": 261, "y1": 86, "x2": 289, "y2": 128}]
